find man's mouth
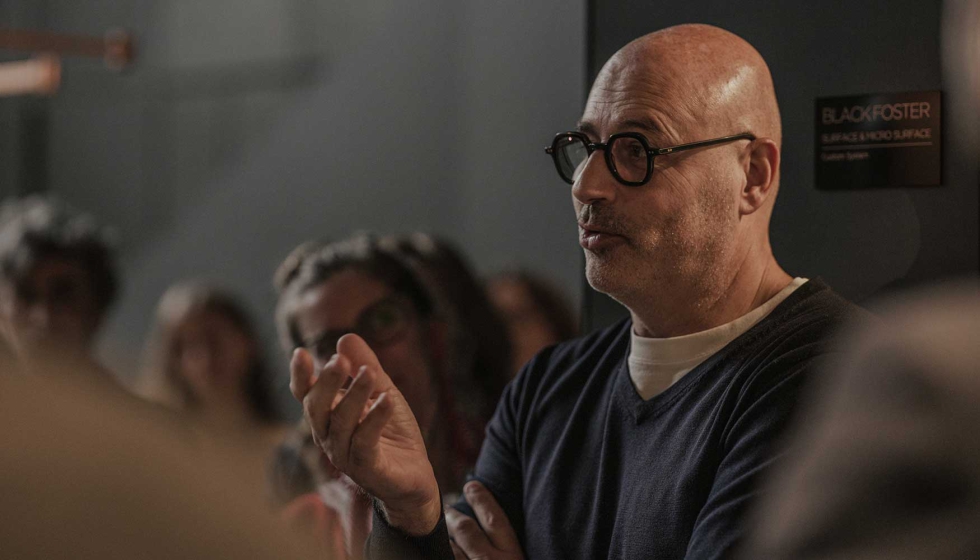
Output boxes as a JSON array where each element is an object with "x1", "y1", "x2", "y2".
[{"x1": 579, "y1": 224, "x2": 626, "y2": 251}]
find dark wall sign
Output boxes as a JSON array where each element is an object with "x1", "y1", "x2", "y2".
[{"x1": 815, "y1": 90, "x2": 942, "y2": 190}]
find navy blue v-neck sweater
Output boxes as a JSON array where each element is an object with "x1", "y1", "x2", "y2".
[{"x1": 368, "y1": 280, "x2": 861, "y2": 559}]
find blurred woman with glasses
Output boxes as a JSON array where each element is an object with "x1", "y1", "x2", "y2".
[
  {"x1": 271, "y1": 233, "x2": 471, "y2": 559},
  {"x1": 274, "y1": 235, "x2": 450, "y2": 458}
]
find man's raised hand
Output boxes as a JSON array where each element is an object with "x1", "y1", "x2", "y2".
[{"x1": 290, "y1": 333, "x2": 442, "y2": 536}]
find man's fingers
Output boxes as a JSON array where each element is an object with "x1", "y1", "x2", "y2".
[
  {"x1": 450, "y1": 540, "x2": 469, "y2": 560},
  {"x1": 446, "y1": 507, "x2": 493, "y2": 557},
  {"x1": 289, "y1": 348, "x2": 315, "y2": 401},
  {"x1": 336, "y1": 334, "x2": 393, "y2": 392},
  {"x1": 303, "y1": 353, "x2": 351, "y2": 445},
  {"x1": 464, "y1": 481, "x2": 521, "y2": 552},
  {"x1": 351, "y1": 391, "x2": 394, "y2": 453},
  {"x1": 326, "y1": 365, "x2": 377, "y2": 468}
]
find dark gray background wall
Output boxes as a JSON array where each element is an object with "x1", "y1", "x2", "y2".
[
  {"x1": 585, "y1": 0, "x2": 979, "y2": 328},
  {"x1": 4, "y1": 1, "x2": 977, "y2": 386},
  {"x1": 0, "y1": 0, "x2": 588, "y2": 395}
]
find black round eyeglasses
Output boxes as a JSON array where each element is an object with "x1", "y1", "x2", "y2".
[{"x1": 545, "y1": 131, "x2": 756, "y2": 186}]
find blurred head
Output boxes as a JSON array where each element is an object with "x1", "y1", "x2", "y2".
[
  {"x1": 487, "y1": 270, "x2": 578, "y2": 375},
  {"x1": 144, "y1": 282, "x2": 279, "y2": 424},
  {"x1": 0, "y1": 196, "x2": 117, "y2": 362},
  {"x1": 275, "y1": 234, "x2": 443, "y2": 433},
  {"x1": 573, "y1": 24, "x2": 782, "y2": 313}
]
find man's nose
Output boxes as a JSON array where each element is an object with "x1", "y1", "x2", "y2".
[{"x1": 571, "y1": 151, "x2": 617, "y2": 206}]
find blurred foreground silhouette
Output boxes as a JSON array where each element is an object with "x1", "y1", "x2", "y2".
[{"x1": 0, "y1": 362, "x2": 325, "y2": 560}]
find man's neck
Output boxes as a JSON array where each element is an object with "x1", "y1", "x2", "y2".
[{"x1": 629, "y1": 254, "x2": 792, "y2": 339}]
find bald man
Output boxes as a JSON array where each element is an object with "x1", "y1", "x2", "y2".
[{"x1": 290, "y1": 24, "x2": 861, "y2": 560}]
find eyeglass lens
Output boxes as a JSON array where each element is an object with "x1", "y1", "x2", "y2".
[
  {"x1": 555, "y1": 135, "x2": 649, "y2": 184},
  {"x1": 609, "y1": 136, "x2": 648, "y2": 183},
  {"x1": 308, "y1": 296, "x2": 412, "y2": 363},
  {"x1": 555, "y1": 135, "x2": 590, "y2": 183}
]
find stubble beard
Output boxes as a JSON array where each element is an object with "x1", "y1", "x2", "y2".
[
  {"x1": 581, "y1": 191, "x2": 737, "y2": 312},
  {"x1": 584, "y1": 222, "x2": 684, "y2": 306},
  {"x1": 580, "y1": 202, "x2": 665, "y2": 304}
]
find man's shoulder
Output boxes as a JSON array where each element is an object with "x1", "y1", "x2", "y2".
[
  {"x1": 754, "y1": 278, "x2": 867, "y2": 343},
  {"x1": 721, "y1": 279, "x2": 867, "y2": 391},
  {"x1": 541, "y1": 316, "x2": 631, "y2": 369},
  {"x1": 510, "y1": 317, "x2": 632, "y2": 394},
  {"x1": 784, "y1": 277, "x2": 859, "y2": 313},
  {"x1": 554, "y1": 316, "x2": 633, "y2": 359}
]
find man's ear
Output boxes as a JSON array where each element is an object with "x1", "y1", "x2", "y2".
[{"x1": 740, "y1": 138, "x2": 780, "y2": 216}]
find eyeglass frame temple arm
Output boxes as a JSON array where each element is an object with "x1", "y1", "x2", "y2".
[
  {"x1": 545, "y1": 132, "x2": 755, "y2": 156},
  {"x1": 651, "y1": 133, "x2": 756, "y2": 155}
]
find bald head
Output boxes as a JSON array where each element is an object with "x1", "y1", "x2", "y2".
[
  {"x1": 574, "y1": 25, "x2": 791, "y2": 330},
  {"x1": 596, "y1": 24, "x2": 781, "y2": 148}
]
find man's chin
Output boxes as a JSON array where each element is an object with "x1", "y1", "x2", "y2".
[{"x1": 584, "y1": 258, "x2": 631, "y2": 300}]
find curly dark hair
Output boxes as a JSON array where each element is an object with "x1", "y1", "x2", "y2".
[
  {"x1": 273, "y1": 233, "x2": 435, "y2": 354},
  {"x1": 0, "y1": 196, "x2": 118, "y2": 313}
]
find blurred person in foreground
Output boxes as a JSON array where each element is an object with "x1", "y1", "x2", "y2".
[
  {"x1": 0, "y1": 196, "x2": 118, "y2": 381},
  {"x1": 290, "y1": 24, "x2": 863, "y2": 560},
  {"x1": 140, "y1": 282, "x2": 288, "y2": 462},
  {"x1": 486, "y1": 269, "x2": 578, "y2": 378},
  {"x1": 272, "y1": 233, "x2": 479, "y2": 558},
  {"x1": 741, "y1": 281, "x2": 980, "y2": 559},
  {"x1": 0, "y1": 344, "x2": 327, "y2": 560}
]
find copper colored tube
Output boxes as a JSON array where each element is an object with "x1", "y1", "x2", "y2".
[
  {"x1": 0, "y1": 55, "x2": 61, "y2": 96},
  {"x1": 0, "y1": 28, "x2": 134, "y2": 69}
]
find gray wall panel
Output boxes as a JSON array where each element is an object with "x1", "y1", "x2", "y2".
[
  {"x1": 586, "y1": 0, "x2": 978, "y2": 329},
  {"x1": 2, "y1": 1, "x2": 587, "y2": 411}
]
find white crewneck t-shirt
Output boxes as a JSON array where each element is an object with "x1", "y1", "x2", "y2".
[{"x1": 628, "y1": 278, "x2": 808, "y2": 401}]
